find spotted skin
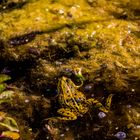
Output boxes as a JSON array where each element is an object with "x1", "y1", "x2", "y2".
[{"x1": 48, "y1": 76, "x2": 113, "y2": 121}]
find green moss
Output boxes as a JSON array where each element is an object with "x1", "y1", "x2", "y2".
[{"x1": 0, "y1": 1, "x2": 140, "y2": 139}]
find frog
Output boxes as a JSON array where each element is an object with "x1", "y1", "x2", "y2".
[{"x1": 48, "y1": 76, "x2": 113, "y2": 121}]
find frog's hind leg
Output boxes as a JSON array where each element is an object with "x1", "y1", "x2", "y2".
[
  {"x1": 86, "y1": 94, "x2": 113, "y2": 113},
  {"x1": 57, "y1": 108, "x2": 77, "y2": 121},
  {"x1": 86, "y1": 99, "x2": 108, "y2": 113}
]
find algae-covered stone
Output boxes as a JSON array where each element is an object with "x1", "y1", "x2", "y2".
[
  {"x1": 0, "y1": 0, "x2": 28, "y2": 13},
  {"x1": 0, "y1": 0, "x2": 139, "y2": 94},
  {"x1": 0, "y1": 0, "x2": 140, "y2": 139}
]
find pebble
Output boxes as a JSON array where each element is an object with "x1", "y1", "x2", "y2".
[
  {"x1": 65, "y1": 127, "x2": 70, "y2": 131},
  {"x1": 114, "y1": 131, "x2": 126, "y2": 139},
  {"x1": 1, "y1": 67, "x2": 11, "y2": 74},
  {"x1": 60, "y1": 133, "x2": 65, "y2": 137},
  {"x1": 98, "y1": 112, "x2": 106, "y2": 119},
  {"x1": 25, "y1": 99, "x2": 30, "y2": 103},
  {"x1": 84, "y1": 85, "x2": 93, "y2": 92}
]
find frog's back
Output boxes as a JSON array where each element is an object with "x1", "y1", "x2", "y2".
[{"x1": 57, "y1": 76, "x2": 86, "y2": 108}]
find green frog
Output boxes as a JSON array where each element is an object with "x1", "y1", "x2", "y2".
[{"x1": 49, "y1": 76, "x2": 113, "y2": 121}]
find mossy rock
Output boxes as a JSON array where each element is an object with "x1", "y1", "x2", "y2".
[
  {"x1": 0, "y1": 0, "x2": 139, "y2": 94},
  {"x1": 0, "y1": 0, "x2": 140, "y2": 139}
]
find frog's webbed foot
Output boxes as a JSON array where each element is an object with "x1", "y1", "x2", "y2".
[
  {"x1": 105, "y1": 94, "x2": 113, "y2": 110},
  {"x1": 43, "y1": 108, "x2": 77, "y2": 124},
  {"x1": 86, "y1": 94, "x2": 113, "y2": 113},
  {"x1": 57, "y1": 108, "x2": 77, "y2": 121}
]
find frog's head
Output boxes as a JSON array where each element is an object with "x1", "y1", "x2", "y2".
[
  {"x1": 61, "y1": 76, "x2": 68, "y2": 83},
  {"x1": 60, "y1": 76, "x2": 75, "y2": 87},
  {"x1": 61, "y1": 76, "x2": 71, "y2": 82},
  {"x1": 57, "y1": 76, "x2": 74, "y2": 93}
]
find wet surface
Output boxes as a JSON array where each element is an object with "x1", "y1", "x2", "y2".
[{"x1": 0, "y1": 0, "x2": 140, "y2": 140}]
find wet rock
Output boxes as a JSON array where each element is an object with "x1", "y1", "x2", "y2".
[
  {"x1": 0, "y1": 0, "x2": 140, "y2": 140},
  {"x1": 114, "y1": 131, "x2": 126, "y2": 139},
  {"x1": 98, "y1": 112, "x2": 106, "y2": 119},
  {"x1": 9, "y1": 32, "x2": 37, "y2": 46}
]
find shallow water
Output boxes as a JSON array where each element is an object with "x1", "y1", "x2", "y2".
[{"x1": 0, "y1": 0, "x2": 140, "y2": 140}]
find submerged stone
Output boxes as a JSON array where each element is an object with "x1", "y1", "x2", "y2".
[
  {"x1": 98, "y1": 112, "x2": 106, "y2": 119},
  {"x1": 0, "y1": 0, "x2": 140, "y2": 139},
  {"x1": 114, "y1": 131, "x2": 126, "y2": 139}
]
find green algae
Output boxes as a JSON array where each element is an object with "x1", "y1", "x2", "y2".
[
  {"x1": 0, "y1": 0, "x2": 140, "y2": 139},
  {"x1": 0, "y1": 74, "x2": 11, "y2": 83}
]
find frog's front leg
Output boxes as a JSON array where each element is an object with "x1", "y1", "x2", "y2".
[{"x1": 57, "y1": 108, "x2": 77, "y2": 121}]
